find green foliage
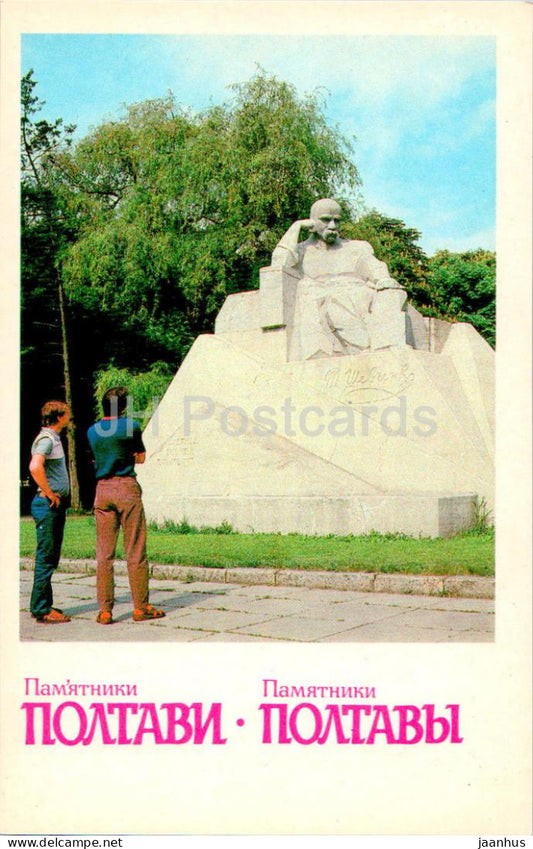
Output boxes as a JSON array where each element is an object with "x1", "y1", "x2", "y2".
[
  {"x1": 59, "y1": 71, "x2": 361, "y2": 363},
  {"x1": 347, "y1": 210, "x2": 433, "y2": 309},
  {"x1": 346, "y1": 211, "x2": 495, "y2": 346},
  {"x1": 93, "y1": 362, "x2": 173, "y2": 427},
  {"x1": 148, "y1": 518, "x2": 235, "y2": 535},
  {"x1": 26, "y1": 67, "x2": 496, "y2": 367},
  {"x1": 460, "y1": 497, "x2": 494, "y2": 536},
  {"x1": 21, "y1": 70, "x2": 86, "y2": 509},
  {"x1": 21, "y1": 69, "x2": 76, "y2": 183},
  {"x1": 357, "y1": 529, "x2": 422, "y2": 541},
  {"x1": 20, "y1": 516, "x2": 495, "y2": 576},
  {"x1": 21, "y1": 70, "x2": 78, "y2": 362},
  {"x1": 426, "y1": 249, "x2": 496, "y2": 346}
]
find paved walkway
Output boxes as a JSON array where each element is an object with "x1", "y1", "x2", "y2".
[{"x1": 20, "y1": 569, "x2": 495, "y2": 643}]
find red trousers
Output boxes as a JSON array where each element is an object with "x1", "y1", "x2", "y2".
[{"x1": 94, "y1": 477, "x2": 149, "y2": 612}]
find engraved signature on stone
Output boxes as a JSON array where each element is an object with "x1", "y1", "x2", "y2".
[{"x1": 323, "y1": 363, "x2": 415, "y2": 402}]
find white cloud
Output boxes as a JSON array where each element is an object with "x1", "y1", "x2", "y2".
[
  {"x1": 142, "y1": 34, "x2": 494, "y2": 181},
  {"x1": 151, "y1": 34, "x2": 494, "y2": 112},
  {"x1": 344, "y1": 37, "x2": 493, "y2": 105},
  {"x1": 423, "y1": 227, "x2": 496, "y2": 256},
  {"x1": 463, "y1": 98, "x2": 496, "y2": 143},
  {"x1": 89, "y1": 34, "x2": 495, "y2": 257}
]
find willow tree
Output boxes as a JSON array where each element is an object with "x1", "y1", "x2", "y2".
[{"x1": 59, "y1": 71, "x2": 362, "y2": 370}]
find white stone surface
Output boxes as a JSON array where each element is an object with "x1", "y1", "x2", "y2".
[
  {"x1": 137, "y1": 332, "x2": 493, "y2": 534},
  {"x1": 139, "y1": 204, "x2": 494, "y2": 538},
  {"x1": 138, "y1": 492, "x2": 475, "y2": 537}
]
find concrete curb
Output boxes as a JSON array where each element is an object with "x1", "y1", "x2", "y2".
[{"x1": 19, "y1": 558, "x2": 495, "y2": 599}]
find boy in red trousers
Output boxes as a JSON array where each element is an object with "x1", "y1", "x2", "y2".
[{"x1": 87, "y1": 386, "x2": 165, "y2": 625}]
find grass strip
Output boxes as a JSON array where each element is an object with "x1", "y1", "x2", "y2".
[{"x1": 20, "y1": 515, "x2": 494, "y2": 577}]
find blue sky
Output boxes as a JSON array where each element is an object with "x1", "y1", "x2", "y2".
[{"x1": 22, "y1": 33, "x2": 496, "y2": 256}]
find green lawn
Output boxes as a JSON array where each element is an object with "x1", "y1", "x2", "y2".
[{"x1": 20, "y1": 515, "x2": 494, "y2": 577}]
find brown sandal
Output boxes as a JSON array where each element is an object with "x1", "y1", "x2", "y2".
[
  {"x1": 132, "y1": 605, "x2": 166, "y2": 622},
  {"x1": 37, "y1": 609, "x2": 71, "y2": 624},
  {"x1": 96, "y1": 611, "x2": 113, "y2": 625}
]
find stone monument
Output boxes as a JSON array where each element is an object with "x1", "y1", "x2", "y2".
[{"x1": 137, "y1": 199, "x2": 494, "y2": 537}]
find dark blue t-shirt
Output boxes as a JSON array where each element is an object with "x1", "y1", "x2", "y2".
[{"x1": 87, "y1": 417, "x2": 146, "y2": 480}]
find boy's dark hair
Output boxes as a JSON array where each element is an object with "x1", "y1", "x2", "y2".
[
  {"x1": 41, "y1": 400, "x2": 69, "y2": 426},
  {"x1": 101, "y1": 386, "x2": 130, "y2": 417}
]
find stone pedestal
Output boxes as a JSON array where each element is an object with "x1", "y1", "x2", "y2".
[{"x1": 137, "y1": 312, "x2": 494, "y2": 536}]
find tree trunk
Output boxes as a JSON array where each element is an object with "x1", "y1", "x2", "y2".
[{"x1": 58, "y1": 278, "x2": 81, "y2": 510}]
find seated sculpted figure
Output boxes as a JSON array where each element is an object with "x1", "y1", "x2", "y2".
[{"x1": 271, "y1": 198, "x2": 407, "y2": 358}]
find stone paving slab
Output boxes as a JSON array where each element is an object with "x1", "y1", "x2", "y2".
[
  {"x1": 171, "y1": 609, "x2": 277, "y2": 633},
  {"x1": 232, "y1": 616, "x2": 360, "y2": 642},
  {"x1": 297, "y1": 601, "x2": 426, "y2": 623},
  {"x1": 392, "y1": 608, "x2": 495, "y2": 633},
  {"x1": 19, "y1": 569, "x2": 494, "y2": 643},
  {"x1": 194, "y1": 596, "x2": 307, "y2": 616},
  {"x1": 423, "y1": 596, "x2": 497, "y2": 613},
  {"x1": 192, "y1": 630, "x2": 272, "y2": 643},
  {"x1": 320, "y1": 624, "x2": 493, "y2": 643},
  {"x1": 319, "y1": 592, "x2": 441, "y2": 609}
]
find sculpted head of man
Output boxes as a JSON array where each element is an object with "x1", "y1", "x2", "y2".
[{"x1": 309, "y1": 198, "x2": 342, "y2": 245}]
